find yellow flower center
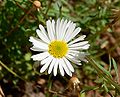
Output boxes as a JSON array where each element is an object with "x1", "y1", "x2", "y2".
[{"x1": 48, "y1": 40, "x2": 68, "y2": 58}]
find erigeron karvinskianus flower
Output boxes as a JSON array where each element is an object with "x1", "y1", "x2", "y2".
[{"x1": 29, "y1": 18, "x2": 90, "y2": 76}]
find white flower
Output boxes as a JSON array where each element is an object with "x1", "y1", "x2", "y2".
[{"x1": 29, "y1": 18, "x2": 90, "y2": 76}]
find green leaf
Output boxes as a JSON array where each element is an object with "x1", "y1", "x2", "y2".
[
  {"x1": 102, "y1": 82, "x2": 108, "y2": 92},
  {"x1": 112, "y1": 58, "x2": 119, "y2": 82},
  {"x1": 95, "y1": 61, "x2": 112, "y2": 78},
  {"x1": 81, "y1": 86, "x2": 99, "y2": 93},
  {"x1": 109, "y1": 55, "x2": 112, "y2": 72}
]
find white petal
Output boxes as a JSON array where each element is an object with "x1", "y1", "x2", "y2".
[
  {"x1": 29, "y1": 37, "x2": 48, "y2": 50},
  {"x1": 39, "y1": 24, "x2": 46, "y2": 34},
  {"x1": 40, "y1": 57, "x2": 53, "y2": 73},
  {"x1": 69, "y1": 41, "x2": 88, "y2": 47},
  {"x1": 59, "y1": 58, "x2": 72, "y2": 76},
  {"x1": 48, "y1": 58, "x2": 56, "y2": 74},
  {"x1": 68, "y1": 49, "x2": 79, "y2": 54},
  {"x1": 66, "y1": 57, "x2": 81, "y2": 65},
  {"x1": 30, "y1": 46, "x2": 47, "y2": 52},
  {"x1": 69, "y1": 44, "x2": 90, "y2": 50},
  {"x1": 46, "y1": 20, "x2": 55, "y2": 41},
  {"x1": 77, "y1": 63, "x2": 82, "y2": 65},
  {"x1": 40, "y1": 64, "x2": 49, "y2": 73},
  {"x1": 31, "y1": 52, "x2": 50, "y2": 61},
  {"x1": 64, "y1": 22, "x2": 76, "y2": 41},
  {"x1": 66, "y1": 54, "x2": 81, "y2": 63},
  {"x1": 67, "y1": 27, "x2": 81, "y2": 42},
  {"x1": 53, "y1": 59, "x2": 59, "y2": 76},
  {"x1": 51, "y1": 20, "x2": 56, "y2": 39},
  {"x1": 56, "y1": 18, "x2": 60, "y2": 39},
  {"x1": 77, "y1": 52, "x2": 88, "y2": 62},
  {"x1": 36, "y1": 29, "x2": 50, "y2": 43},
  {"x1": 66, "y1": 53, "x2": 83, "y2": 65},
  {"x1": 39, "y1": 24, "x2": 50, "y2": 40},
  {"x1": 63, "y1": 57, "x2": 74, "y2": 72},
  {"x1": 68, "y1": 35, "x2": 86, "y2": 45},
  {"x1": 60, "y1": 19, "x2": 69, "y2": 40},
  {"x1": 68, "y1": 52, "x2": 77, "y2": 56},
  {"x1": 58, "y1": 61, "x2": 64, "y2": 76},
  {"x1": 66, "y1": 54, "x2": 82, "y2": 65},
  {"x1": 66, "y1": 53, "x2": 75, "y2": 59},
  {"x1": 58, "y1": 19, "x2": 64, "y2": 40},
  {"x1": 41, "y1": 55, "x2": 53, "y2": 65}
]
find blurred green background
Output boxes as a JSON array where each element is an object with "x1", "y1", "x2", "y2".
[{"x1": 0, "y1": 0, "x2": 120, "y2": 97}]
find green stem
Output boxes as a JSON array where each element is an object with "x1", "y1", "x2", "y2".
[
  {"x1": 0, "y1": 61, "x2": 26, "y2": 81},
  {"x1": 46, "y1": 74, "x2": 52, "y2": 97},
  {"x1": 86, "y1": 57, "x2": 120, "y2": 94}
]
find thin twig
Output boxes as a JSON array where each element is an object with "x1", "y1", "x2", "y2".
[
  {"x1": 6, "y1": 5, "x2": 33, "y2": 36},
  {"x1": 15, "y1": 2, "x2": 36, "y2": 19}
]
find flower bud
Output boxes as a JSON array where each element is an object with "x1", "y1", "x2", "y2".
[{"x1": 33, "y1": 0, "x2": 41, "y2": 8}]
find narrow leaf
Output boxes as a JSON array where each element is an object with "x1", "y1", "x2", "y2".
[{"x1": 112, "y1": 58, "x2": 119, "y2": 82}]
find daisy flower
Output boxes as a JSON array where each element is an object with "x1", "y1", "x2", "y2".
[{"x1": 29, "y1": 18, "x2": 90, "y2": 76}]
